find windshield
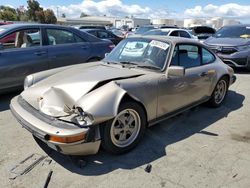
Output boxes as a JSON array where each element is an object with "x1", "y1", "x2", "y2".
[
  {"x1": 104, "y1": 38, "x2": 170, "y2": 70},
  {"x1": 135, "y1": 27, "x2": 155, "y2": 34},
  {"x1": 144, "y1": 30, "x2": 170, "y2": 36},
  {"x1": 215, "y1": 26, "x2": 250, "y2": 38}
]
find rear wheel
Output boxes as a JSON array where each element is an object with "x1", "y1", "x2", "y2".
[
  {"x1": 207, "y1": 77, "x2": 228, "y2": 107},
  {"x1": 101, "y1": 101, "x2": 146, "y2": 154}
]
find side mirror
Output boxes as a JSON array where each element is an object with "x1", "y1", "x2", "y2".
[
  {"x1": 0, "y1": 43, "x2": 4, "y2": 50},
  {"x1": 168, "y1": 66, "x2": 185, "y2": 77}
]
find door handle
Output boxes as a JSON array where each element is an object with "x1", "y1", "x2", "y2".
[
  {"x1": 199, "y1": 72, "x2": 208, "y2": 77},
  {"x1": 34, "y1": 51, "x2": 47, "y2": 56}
]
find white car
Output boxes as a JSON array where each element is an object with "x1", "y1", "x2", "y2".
[{"x1": 144, "y1": 28, "x2": 197, "y2": 39}]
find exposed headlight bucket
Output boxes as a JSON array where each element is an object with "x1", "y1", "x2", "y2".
[
  {"x1": 24, "y1": 75, "x2": 34, "y2": 90},
  {"x1": 73, "y1": 107, "x2": 94, "y2": 126},
  {"x1": 236, "y1": 45, "x2": 250, "y2": 51}
]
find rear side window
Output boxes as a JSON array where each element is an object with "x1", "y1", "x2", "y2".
[
  {"x1": 179, "y1": 31, "x2": 191, "y2": 38},
  {"x1": 0, "y1": 28, "x2": 41, "y2": 50},
  {"x1": 169, "y1": 31, "x2": 179, "y2": 37},
  {"x1": 46, "y1": 29, "x2": 84, "y2": 45},
  {"x1": 202, "y1": 48, "x2": 215, "y2": 64}
]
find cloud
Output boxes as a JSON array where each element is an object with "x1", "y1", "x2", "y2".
[
  {"x1": 48, "y1": 0, "x2": 173, "y2": 19},
  {"x1": 184, "y1": 3, "x2": 250, "y2": 20}
]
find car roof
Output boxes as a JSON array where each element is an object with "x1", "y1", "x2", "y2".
[
  {"x1": 0, "y1": 23, "x2": 72, "y2": 30},
  {"x1": 129, "y1": 35, "x2": 201, "y2": 46},
  {"x1": 151, "y1": 28, "x2": 189, "y2": 32},
  {"x1": 81, "y1": 28, "x2": 107, "y2": 32},
  {"x1": 222, "y1": 24, "x2": 250, "y2": 28}
]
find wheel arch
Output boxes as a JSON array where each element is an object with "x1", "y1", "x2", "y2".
[{"x1": 118, "y1": 93, "x2": 148, "y2": 126}]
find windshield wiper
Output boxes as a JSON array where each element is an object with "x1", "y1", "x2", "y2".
[
  {"x1": 137, "y1": 64, "x2": 161, "y2": 70},
  {"x1": 120, "y1": 61, "x2": 139, "y2": 65}
]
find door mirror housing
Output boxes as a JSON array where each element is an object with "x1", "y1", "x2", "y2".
[{"x1": 168, "y1": 66, "x2": 185, "y2": 77}]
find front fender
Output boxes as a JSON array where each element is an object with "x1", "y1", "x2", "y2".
[{"x1": 76, "y1": 81, "x2": 127, "y2": 124}]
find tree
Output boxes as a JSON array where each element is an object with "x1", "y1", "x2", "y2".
[
  {"x1": 0, "y1": 6, "x2": 18, "y2": 21},
  {"x1": 61, "y1": 13, "x2": 66, "y2": 18},
  {"x1": 80, "y1": 12, "x2": 88, "y2": 18},
  {"x1": 44, "y1": 9, "x2": 57, "y2": 24},
  {"x1": 35, "y1": 10, "x2": 45, "y2": 23},
  {"x1": 26, "y1": 0, "x2": 43, "y2": 21}
]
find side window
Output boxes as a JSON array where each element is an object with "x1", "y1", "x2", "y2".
[
  {"x1": 88, "y1": 31, "x2": 97, "y2": 37},
  {"x1": 179, "y1": 45, "x2": 201, "y2": 68},
  {"x1": 170, "y1": 46, "x2": 179, "y2": 66},
  {"x1": 169, "y1": 31, "x2": 179, "y2": 37},
  {"x1": 202, "y1": 48, "x2": 215, "y2": 64},
  {"x1": 0, "y1": 29, "x2": 41, "y2": 50},
  {"x1": 179, "y1": 31, "x2": 191, "y2": 38},
  {"x1": 98, "y1": 31, "x2": 109, "y2": 38},
  {"x1": 46, "y1": 29, "x2": 84, "y2": 45}
]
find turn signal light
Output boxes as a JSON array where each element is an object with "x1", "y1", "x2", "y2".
[{"x1": 49, "y1": 133, "x2": 86, "y2": 143}]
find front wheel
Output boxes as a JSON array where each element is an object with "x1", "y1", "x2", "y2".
[
  {"x1": 101, "y1": 101, "x2": 146, "y2": 154},
  {"x1": 206, "y1": 77, "x2": 228, "y2": 107}
]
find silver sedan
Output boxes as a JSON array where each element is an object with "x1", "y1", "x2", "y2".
[{"x1": 10, "y1": 36, "x2": 236, "y2": 155}]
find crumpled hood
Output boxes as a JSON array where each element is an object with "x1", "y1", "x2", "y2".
[
  {"x1": 21, "y1": 64, "x2": 144, "y2": 116},
  {"x1": 205, "y1": 37, "x2": 250, "y2": 46}
]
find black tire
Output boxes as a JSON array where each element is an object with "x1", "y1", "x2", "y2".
[
  {"x1": 206, "y1": 77, "x2": 229, "y2": 107},
  {"x1": 101, "y1": 101, "x2": 146, "y2": 154}
]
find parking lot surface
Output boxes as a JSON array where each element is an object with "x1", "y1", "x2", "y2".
[{"x1": 0, "y1": 72, "x2": 250, "y2": 188}]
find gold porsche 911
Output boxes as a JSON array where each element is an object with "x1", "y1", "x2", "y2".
[{"x1": 10, "y1": 36, "x2": 236, "y2": 155}]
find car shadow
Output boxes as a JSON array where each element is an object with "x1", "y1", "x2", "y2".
[
  {"x1": 0, "y1": 91, "x2": 20, "y2": 112},
  {"x1": 234, "y1": 68, "x2": 250, "y2": 74},
  {"x1": 37, "y1": 90, "x2": 244, "y2": 176}
]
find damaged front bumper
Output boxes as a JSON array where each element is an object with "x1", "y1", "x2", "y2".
[{"x1": 10, "y1": 96, "x2": 101, "y2": 155}]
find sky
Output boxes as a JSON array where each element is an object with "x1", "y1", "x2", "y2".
[{"x1": 2, "y1": 0, "x2": 250, "y2": 22}]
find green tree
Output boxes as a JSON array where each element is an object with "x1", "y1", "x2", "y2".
[
  {"x1": 0, "y1": 6, "x2": 18, "y2": 21},
  {"x1": 44, "y1": 9, "x2": 57, "y2": 24},
  {"x1": 35, "y1": 10, "x2": 45, "y2": 23},
  {"x1": 26, "y1": 0, "x2": 43, "y2": 21},
  {"x1": 61, "y1": 13, "x2": 66, "y2": 18}
]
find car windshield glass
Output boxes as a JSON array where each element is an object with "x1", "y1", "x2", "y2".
[
  {"x1": 215, "y1": 26, "x2": 250, "y2": 38},
  {"x1": 135, "y1": 27, "x2": 154, "y2": 34},
  {"x1": 0, "y1": 28, "x2": 7, "y2": 35},
  {"x1": 144, "y1": 30, "x2": 169, "y2": 36},
  {"x1": 104, "y1": 38, "x2": 170, "y2": 70}
]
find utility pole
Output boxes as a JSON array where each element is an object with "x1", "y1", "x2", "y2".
[{"x1": 56, "y1": 6, "x2": 59, "y2": 18}]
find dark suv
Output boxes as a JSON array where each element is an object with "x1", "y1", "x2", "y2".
[{"x1": 204, "y1": 24, "x2": 250, "y2": 70}]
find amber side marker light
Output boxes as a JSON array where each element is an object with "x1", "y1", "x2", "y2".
[{"x1": 49, "y1": 133, "x2": 86, "y2": 143}]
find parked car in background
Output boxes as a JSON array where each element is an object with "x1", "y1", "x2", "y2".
[
  {"x1": 0, "y1": 24, "x2": 114, "y2": 93},
  {"x1": 134, "y1": 25, "x2": 158, "y2": 35},
  {"x1": 73, "y1": 25, "x2": 106, "y2": 30},
  {"x1": 81, "y1": 29, "x2": 123, "y2": 45},
  {"x1": 189, "y1": 26, "x2": 216, "y2": 42},
  {"x1": 10, "y1": 36, "x2": 235, "y2": 156},
  {"x1": 108, "y1": 28, "x2": 127, "y2": 38},
  {"x1": 204, "y1": 24, "x2": 250, "y2": 70},
  {"x1": 144, "y1": 28, "x2": 196, "y2": 39}
]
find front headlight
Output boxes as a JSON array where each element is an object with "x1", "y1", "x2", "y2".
[
  {"x1": 236, "y1": 45, "x2": 250, "y2": 51},
  {"x1": 24, "y1": 75, "x2": 34, "y2": 90},
  {"x1": 73, "y1": 107, "x2": 94, "y2": 126}
]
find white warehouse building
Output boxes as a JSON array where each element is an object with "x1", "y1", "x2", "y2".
[{"x1": 57, "y1": 16, "x2": 150, "y2": 28}]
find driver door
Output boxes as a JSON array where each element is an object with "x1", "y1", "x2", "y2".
[{"x1": 157, "y1": 44, "x2": 213, "y2": 118}]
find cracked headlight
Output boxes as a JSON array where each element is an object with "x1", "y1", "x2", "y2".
[
  {"x1": 73, "y1": 107, "x2": 94, "y2": 126},
  {"x1": 24, "y1": 75, "x2": 34, "y2": 90}
]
